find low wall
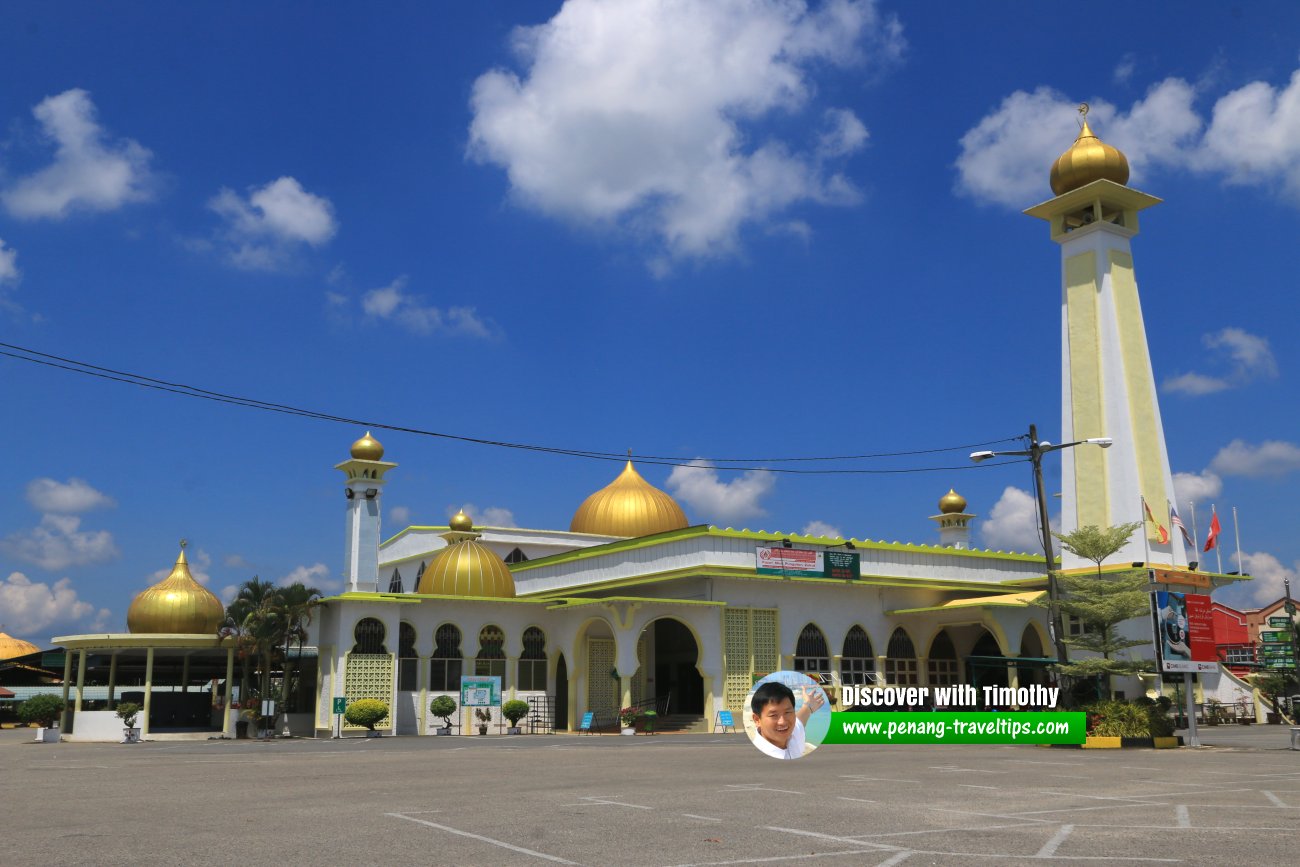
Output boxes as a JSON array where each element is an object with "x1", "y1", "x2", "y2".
[{"x1": 67, "y1": 710, "x2": 128, "y2": 742}]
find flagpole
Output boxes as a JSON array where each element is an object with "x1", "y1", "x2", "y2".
[
  {"x1": 1212, "y1": 504, "x2": 1223, "y2": 574},
  {"x1": 1189, "y1": 501, "x2": 1200, "y2": 559},
  {"x1": 1233, "y1": 506, "x2": 1243, "y2": 577},
  {"x1": 1141, "y1": 495, "x2": 1151, "y2": 564}
]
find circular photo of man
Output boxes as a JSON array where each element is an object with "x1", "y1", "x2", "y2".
[{"x1": 743, "y1": 670, "x2": 831, "y2": 760}]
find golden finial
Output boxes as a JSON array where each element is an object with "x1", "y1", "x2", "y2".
[
  {"x1": 1078, "y1": 102, "x2": 1089, "y2": 122},
  {"x1": 180, "y1": 538, "x2": 188, "y2": 550}
]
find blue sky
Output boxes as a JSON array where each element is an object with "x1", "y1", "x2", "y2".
[{"x1": 3, "y1": 1, "x2": 1299, "y2": 638}]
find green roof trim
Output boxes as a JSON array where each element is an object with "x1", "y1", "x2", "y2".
[
  {"x1": 319, "y1": 591, "x2": 547, "y2": 605},
  {"x1": 538, "y1": 595, "x2": 726, "y2": 610}
]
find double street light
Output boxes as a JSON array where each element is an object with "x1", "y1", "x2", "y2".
[{"x1": 971, "y1": 424, "x2": 1112, "y2": 666}]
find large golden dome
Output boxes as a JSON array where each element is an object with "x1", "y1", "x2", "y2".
[
  {"x1": 938, "y1": 489, "x2": 968, "y2": 514},
  {"x1": 127, "y1": 545, "x2": 225, "y2": 635},
  {"x1": 417, "y1": 518, "x2": 516, "y2": 598},
  {"x1": 350, "y1": 431, "x2": 385, "y2": 461},
  {"x1": 570, "y1": 460, "x2": 689, "y2": 537},
  {"x1": 1050, "y1": 113, "x2": 1130, "y2": 196},
  {"x1": 0, "y1": 631, "x2": 40, "y2": 660}
]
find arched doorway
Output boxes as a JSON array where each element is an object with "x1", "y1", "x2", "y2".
[
  {"x1": 554, "y1": 653, "x2": 568, "y2": 730},
  {"x1": 1019, "y1": 624, "x2": 1050, "y2": 691},
  {"x1": 884, "y1": 627, "x2": 918, "y2": 686},
  {"x1": 967, "y1": 629, "x2": 1008, "y2": 690},
  {"x1": 641, "y1": 618, "x2": 703, "y2": 716},
  {"x1": 927, "y1": 631, "x2": 959, "y2": 688}
]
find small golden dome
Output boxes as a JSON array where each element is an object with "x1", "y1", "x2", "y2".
[
  {"x1": 938, "y1": 489, "x2": 967, "y2": 514},
  {"x1": 127, "y1": 545, "x2": 225, "y2": 635},
  {"x1": 417, "y1": 538, "x2": 515, "y2": 598},
  {"x1": 449, "y1": 510, "x2": 473, "y2": 532},
  {"x1": 570, "y1": 460, "x2": 689, "y2": 537},
  {"x1": 1050, "y1": 114, "x2": 1130, "y2": 196},
  {"x1": 0, "y1": 631, "x2": 40, "y2": 660},
  {"x1": 350, "y1": 431, "x2": 385, "y2": 461}
]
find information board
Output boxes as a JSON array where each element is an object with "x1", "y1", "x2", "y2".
[
  {"x1": 823, "y1": 550, "x2": 861, "y2": 580},
  {"x1": 460, "y1": 676, "x2": 501, "y2": 707},
  {"x1": 1268, "y1": 616, "x2": 1294, "y2": 628},
  {"x1": 1152, "y1": 590, "x2": 1217, "y2": 672},
  {"x1": 755, "y1": 546, "x2": 859, "y2": 579}
]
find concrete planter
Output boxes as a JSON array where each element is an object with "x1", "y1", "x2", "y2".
[
  {"x1": 436, "y1": 727, "x2": 452, "y2": 736},
  {"x1": 365, "y1": 730, "x2": 383, "y2": 738},
  {"x1": 36, "y1": 727, "x2": 61, "y2": 743},
  {"x1": 620, "y1": 727, "x2": 635, "y2": 736},
  {"x1": 122, "y1": 727, "x2": 141, "y2": 744},
  {"x1": 507, "y1": 727, "x2": 522, "y2": 735}
]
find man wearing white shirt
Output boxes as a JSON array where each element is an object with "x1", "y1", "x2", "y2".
[{"x1": 749, "y1": 681, "x2": 826, "y2": 760}]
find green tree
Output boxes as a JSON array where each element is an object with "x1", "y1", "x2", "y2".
[
  {"x1": 1050, "y1": 522, "x2": 1151, "y2": 698},
  {"x1": 18, "y1": 693, "x2": 66, "y2": 727},
  {"x1": 1249, "y1": 671, "x2": 1293, "y2": 723},
  {"x1": 275, "y1": 582, "x2": 323, "y2": 710}
]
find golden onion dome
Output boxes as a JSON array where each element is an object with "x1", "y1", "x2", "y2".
[
  {"x1": 417, "y1": 530, "x2": 516, "y2": 598},
  {"x1": 569, "y1": 460, "x2": 689, "y2": 537},
  {"x1": 0, "y1": 631, "x2": 40, "y2": 660},
  {"x1": 1050, "y1": 113, "x2": 1130, "y2": 196},
  {"x1": 938, "y1": 488, "x2": 968, "y2": 514},
  {"x1": 350, "y1": 431, "x2": 385, "y2": 461},
  {"x1": 449, "y1": 509, "x2": 473, "y2": 532},
  {"x1": 127, "y1": 544, "x2": 225, "y2": 635}
]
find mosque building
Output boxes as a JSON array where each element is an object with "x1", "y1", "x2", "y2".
[{"x1": 39, "y1": 113, "x2": 1255, "y2": 740}]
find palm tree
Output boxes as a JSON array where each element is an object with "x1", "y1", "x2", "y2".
[
  {"x1": 223, "y1": 576, "x2": 280, "y2": 710},
  {"x1": 275, "y1": 582, "x2": 323, "y2": 709}
]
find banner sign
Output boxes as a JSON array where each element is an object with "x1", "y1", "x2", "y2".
[
  {"x1": 756, "y1": 547, "x2": 859, "y2": 579},
  {"x1": 1260, "y1": 631, "x2": 1288, "y2": 643},
  {"x1": 1148, "y1": 568, "x2": 1212, "y2": 589},
  {"x1": 459, "y1": 676, "x2": 501, "y2": 707},
  {"x1": 1268, "y1": 616, "x2": 1293, "y2": 628},
  {"x1": 1152, "y1": 591, "x2": 1217, "y2": 672}
]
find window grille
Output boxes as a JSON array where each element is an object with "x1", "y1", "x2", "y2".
[
  {"x1": 841, "y1": 625, "x2": 875, "y2": 685},
  {"x1": 430, "y1": 623, "x2": 462, "y2": 691},
  {"x1": 793, "y1": 623, "x2": 830, "y2": 674}
]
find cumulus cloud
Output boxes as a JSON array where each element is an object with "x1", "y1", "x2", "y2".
[
  {"x1": 449, "y1": 503, "x2": 518, "y2": 528},
  {"x1": 958, "y1": 62, "x2": 1300, "y2": 209},
  {"x1": 1, "y1": 514, "x2": 119, "y2": 571},
  {"x1": 1, "y1": 89, "x2": 154, "y2": 219},
  {"x1": 0, "y1": 572, "x2": 99, "y2": 635},
  {"x1": 25, "y1": 477, "x2": 115, "y2": 514},
  {"x1": 468, "y1": 0, "x2": 903, "y2": 263},
  {"x1": 208, "y1": 176, "x2": 337, "y2": 269},
  {"x1": 1214, "y1": 550, "x2": 1298, "y2": 608},
  {"x1": 1172, "y1": 469, "x2": 1222, "y2": 507},
  {"x1": 801, "y1": 520, "x2": 843, "y2": 538},
  {"x1": 979, "y1": 486, "x2": 1056, "y2": 554},
  {"x1": 388, "y1": 506, "x2": 411, "y2": 527},
  {"x1": 1113, "y1": 54, "x2": 1137, "y2": 86},
  {"x1": 224, "y1": 553, "x2": 253, "y2": 571},
  {"x1": 356, "y1": 276, "x2": 495, "y2": 337},
  {"x1": 278, "y1": 562, "x2": 339, "y2": 592},
  {"x1": 0, "y1": 238, "x2": 18, "y2": 284},
  {"x1": 220, "y1": 584, "x2": 239, "y2": 604},
  {"x1": 666, "y1": 460, "x2": 775, "y2": 524},
  {"x1": 1209, "y1": 439, "x2": 1300, "y2": 478},
  {"x1": 1163, "y1": 327, "x2": 1277, "y2": 395}
]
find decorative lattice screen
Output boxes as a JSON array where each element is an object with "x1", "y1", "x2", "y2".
[
  {"x1": 342, "y1": 652, "x2": 394, "y2": 729},
  {"x1": 722, "y1": 608, "x2": 778, "y2": 714},
  {"x1": 587, "y1": 638, "x2": 617, "y2": 716}
]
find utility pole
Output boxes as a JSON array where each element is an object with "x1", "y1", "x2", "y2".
[{"x1": 1029, "y1": 424, "x2": 1069, "y2": 666}]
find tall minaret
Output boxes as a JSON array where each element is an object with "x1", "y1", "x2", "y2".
[
  {"x1": 1025, "y1": 105, "x2": 1187, "y2": 570},
  {"x1": 335, "y1": 431, "x2": 397, "y2": 592}
]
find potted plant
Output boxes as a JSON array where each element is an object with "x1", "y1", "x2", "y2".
[
  {"x1": 502, "y1": 699, "x2": 529, "y2": 734},
  {"x1": 18, "y1": 694, "x2": 66, "y2": 743},
  {"x1": 618, "y1": 706, "x2": 639, "y2": 735},
  {"x1": 474, "y1": 707, "x2": 492, "y2": 735},
  {"x1": 345, "y1": 698, "x2": 389, "y2": 737},
  {"x1": 116, "y1": 702, "x2": 142, "y2": 743},
  {"x1": 429, "y1": 695, "x2": 457, "y2": 735}
]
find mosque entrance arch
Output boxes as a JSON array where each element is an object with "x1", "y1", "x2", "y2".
[{"x1": 636, "y1": 617, "x2": 704, "y2": 716}]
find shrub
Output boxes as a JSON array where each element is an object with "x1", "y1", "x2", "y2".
[
  {"x1": 474, "y1": 707, "x2": 492, "y2": 724},
  {"x1": 115, "y1": 702, "x2": 141, "y2": 728},
  {"x1": 344, "y1": 698, "x2": 389, "y2": 731},
  {"x1": 502, "y1": 699, "x2": 530, "y2": 726},
  {"x1": 18, "y1": 694, "x2": 65, "y2": 727},
  {"x1": 1083, "y1": 699, "x2": 1172, "y2": 737},
  {"x1": 429, "y1": 695, "x2": 457, "y2": 728}
]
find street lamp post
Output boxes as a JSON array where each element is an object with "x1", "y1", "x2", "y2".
[{"x1": 971, "y1": 424, "x2": 1112, "y2": 666}]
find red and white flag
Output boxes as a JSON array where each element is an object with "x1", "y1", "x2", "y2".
[
  {"x1": 1203, "y1": 509, "x2": 1221, "y2": 553},
  {"x1": 1143, "y1": 497, "x2": 1169, "y2": 544}
]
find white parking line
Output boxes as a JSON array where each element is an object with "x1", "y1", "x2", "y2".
[
  {"x1": 959, "y1": 784, "x2": 999, "y2": 790},
  {"x1": 724, "y1": 783, "x2": 804, "y2": 795},
  {"x1": 681, "y1": 814, "x2": 722, "y2": 822},
  {"x1": 1035, "y1": 824, "x2": 1073, "y2": 858},
  {"x1": 837, "y1": 796, "x2": 878, "y2": 803},
  {"x1": 1175, "y1": 805, "x2": 1190, "y2": 828},
  {"x1": 763, "y1": 826, "x2": 903, "y2": 852},
  {"x1": 386, "y1": 813, "x2": 581, "y2": 864},
  {"x1": 1262, "y1": 791, "x2": 1288, "y2": 807},
  {"x1": 561, "y1": 795, "x2": 652, "y2": 809},
  {"x1": 661, "y1": 850, "x2": 909, "y2": 867}
]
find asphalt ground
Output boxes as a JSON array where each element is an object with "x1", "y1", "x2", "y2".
[{"x1": 3, "y1": 726, "x2": 1297, "y2": 867}]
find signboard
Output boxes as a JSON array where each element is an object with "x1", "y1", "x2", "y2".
[
  {"x1": 1260, "y1": 631, "x2": 1287, "y2": 642},
  {"x1": 579, "y1": 712, "x2": 595, "y2": 731},
  {"x1": 755, "y1": 547, "x2": 860, "y2": 579},
  {"x1": 333, "y1": 697, "x2": 347, "y2": 714},
  {"x1": 1148, "y1": 568, "x2": 1213, "y2": 589},
  {"x1": 459, "y1": 676, "x2": 501, "y2": 707},
  {"x1": 1152, "y1": 591, "x2": 1217, "y2": 672},
  {"x1": 1268, "y1": 616, "x2": 1294, "y2": 628}
]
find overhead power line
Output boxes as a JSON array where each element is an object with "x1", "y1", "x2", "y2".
[{"x1": 0, "y1": 340, "x2": 1024, "y2": 475}]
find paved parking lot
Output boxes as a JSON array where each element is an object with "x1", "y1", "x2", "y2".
[{"x1": 4, "y1": 727, "x2": 1297, "y2": 866}]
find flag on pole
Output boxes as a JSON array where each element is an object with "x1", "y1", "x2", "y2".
[
  {"x1": 1168, "y1": 501, "x2": 1194, "y2": 548},
  {"x1": 1143, "y1": 497, "x2": 1169, "y2": 544},
  {"x1": 1203, "y1": 509, "x2": 1221, "y2": 553}
]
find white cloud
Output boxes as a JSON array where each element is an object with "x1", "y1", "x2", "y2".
[
  {"x1": 223, "y1": 553, "x2": 253, "y2": 570},
  {"x1": 1172, "y1": 469, "x2": 1222, "y2": 507},
  {"x1": 0, "y1": 572, "x2": 98, "y2": 635},
  {"x1": 220, "y1": 584, "x2": 239, "y2": 604},
  {"x1": 449, "y1": 503, "x2": 518, "y2": 528},
  {"x1": 1113, "y1": 54, "x2": 1137, "y2": 86},
  {"x1": 1196, "y1": 66, "x2": 1300, "y2": 199},
  {"x1": 801, "y1": 520, "x2": 843, "y2": 538},
  {"x1": 666, "y1": 460, "x2": 774, "y2": 524},
  {"x1": 980, "y1": 486, "x2": 1056, "y2": 554},
  {"x1": 208, "y1": 176, "x2": 337, "y2": 269},
  {"x1": 0, "y1": 238, "x2": 19, "y2": 284},
  {"x1": 1, "y1": 89, "x2": 154, "y2": 219},
  {"x1": 468, "y1": 0, "x2": 902, "y2": 263},
  {"x1": 356, "y1": 276, "x2": 495, "y2": 337},
  {"x1": 278, "y1": 562, "x2": 339, "y2": 592},
  {"x1": 149, "y1": 548, "x2": 212, "y2": 585},
  {"x1": 1214, "y1": 550, "x2": 1297, "y2": 608},
  {"x1": 1163, "y1": 327, "x2": 1277, "y2": 395},
  {"x1": 25, "y1": 477, "x2": 115, "y2": 514},
  {"x1": 388, "y1": 506, "x2": 411, "y2": 527},
  {"x1": 1209, "y1": 439, "x2": 1300, "y2": 478},
  {"x1": 1, "y1": 514, "x2": 119, "y2": 571}
]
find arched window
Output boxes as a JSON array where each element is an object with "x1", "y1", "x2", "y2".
[
  {"x1": 398, "y1": 622, "x2": 418, "y2": 691},
  {"x1": 841, "y1": 625, "x2": 875, "y2": 686},
  {"x1": 504, "y1": 547, "x2": 529, "y2": 564},
  {"x1": 927, "y1": 631, "x2": 959, "y2": 687},
  {"x1": 475, "y1": 625, "x2": 507, "y2": 686},
  {"x1": 884, "y1": 627, "x2": 918, "y2": 686},
  {"x1": 388, "y1": 568, "x2": 404, "y2": 594},
  {"x1": 352, "y1": 617, "x2": 387, "y2": 654},
  {"x1": 793, "y1": 623, "x2": 830, "y2": 675},
  {"x1": 519, "y1": 626, "x2": 547, "y2": 691},
  {"x1": 430, "y1": 623, "x2": 462, "y2": 691}
]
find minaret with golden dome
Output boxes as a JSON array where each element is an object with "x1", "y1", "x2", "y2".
[
  {"x1": 928, "y1": 488, "x2": 975, "y2": 549},
  {"x1": 335, "y1": 431, "x2": 398, "y2": 593},
  {"x1": 416, "y1": 511, "x2": 516, "y2": 598},
  {"x1": 1025, "y1": 104, "x2": 1186, "y2": 569},
  {"x1": 570, "y1": 458, "x2": 689, "y2": 537}
]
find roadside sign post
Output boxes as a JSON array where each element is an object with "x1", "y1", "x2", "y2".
[{"x1": 333, "y1": 697, "x2": 347, "y2": 738}]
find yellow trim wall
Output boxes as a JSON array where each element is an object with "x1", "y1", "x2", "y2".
[{"x1": 1065, "y1": 251, "x2": 1109, "y2": 528}]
